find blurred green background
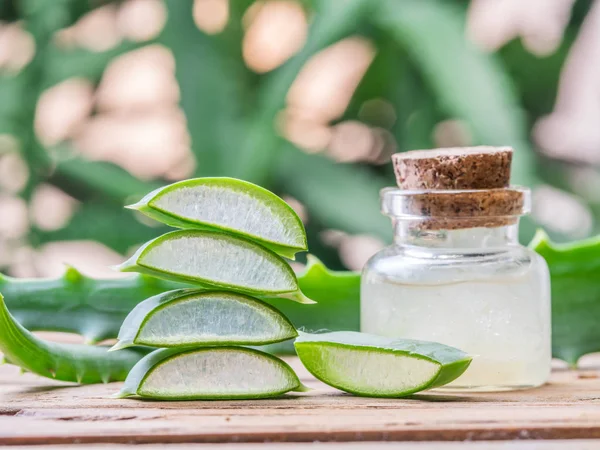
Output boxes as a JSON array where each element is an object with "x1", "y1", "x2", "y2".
[{"x1": 0, "y1": 0, "x2": 597, "y2": 276}]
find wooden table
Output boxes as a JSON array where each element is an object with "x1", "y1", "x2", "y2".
[{"x1": 2, "y1": 353, "x2": 600, "y2": 448}]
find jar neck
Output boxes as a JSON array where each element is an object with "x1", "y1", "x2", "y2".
[{"x1": 392, "y1": 219, "x2": 520, "y2": 250}]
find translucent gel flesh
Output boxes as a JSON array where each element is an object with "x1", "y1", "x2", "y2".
[{"x1": 361, "y1": 266, "x2": 551, "y2": 390}]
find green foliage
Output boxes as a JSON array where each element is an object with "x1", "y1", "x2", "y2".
[
  {"x1": 230, "y1": 0, "x2": 373, "y2": 183},
  {"x1": 0, "y1": 266, "x2": 181, "y2": 343},
  {"x1": 3, "y1": 0, "x2": 581, "y2": 275},
  {"x1": 531, "y1": 231, "x2": 600, "y2": 366},
  {"x1": 0, "y1": 293, "x2": 148, "y2": 384},
  {"x1": 160, "y1": 0, "x2": 250, "y2": 177},
  {"x1": 373, "y1": 0, "x2": 535, "y2": 185},
  {"x1": 276, "y1": 146, "x2": 390, "y2": 241}
]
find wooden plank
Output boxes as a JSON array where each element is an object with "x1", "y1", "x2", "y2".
[
  {"x1": 6, "y1": 443, "x2": 600, "y2": 450},
  {"x1": 1, "y1": 356, "x2": 600, "y2": 445}
]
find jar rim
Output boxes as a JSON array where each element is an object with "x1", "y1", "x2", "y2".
[{"x1": 380, "y1": 186, "x2": 531, "y2": 219}]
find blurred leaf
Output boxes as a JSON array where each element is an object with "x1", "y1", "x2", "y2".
[
  {"x1": 571, "y1": 0, "x2": 594, "y2": 24},
  {"x1": 33, "y1": 202, "x2": 166, "y2": 254},
  {"x1": 532, "y1": 231, "x2": 600, "y2": 366},
  {"x1": 233, "y1": 0, "x2": 374, "y2": 184},
  {"x1": 343, "y1": 33, "x2": 439, "y2": 152},
  {"x1": 342, "y1": 29, "x2": 402, "y2": 121},
  {"x1": 221, "y1": 0, "x2": 255, "y2": 47},
  {"x1": 160, "y1": 0, "x2": 250, "y2": 177},
  {"x1": 50, "y1": 156, "x2": 159, "y2": 204},
  {"x1": 399, "y1": 98, "x2": 438, "y2": 152},
  {"x1": 66, "y1": 0, "x2": 114, "y2": 23},
  {"x1": 500, "y1": 34, "x2": 573, "y2": 119},
  {"x1": 373, "y1": 0, "x2": 537, "y2": 185},
  {"x1": 302, "y1": 218, "x2": 345, "y2": 271},
  {"x1": 392, "y1": 58, "x2": 438, "y2": 152},
  {"x1": 277, "y1": 143, "x2": 390, "y2": 241},
  {"x1": 12, "y1": 0, "x2": 93, "y2": 199},
  {"x1": 44, "y1": 42, "x2": 143, "y2": 88},
  {"x1": 1, "y1": 0, "x2": 588, "y2": 268},
  {"x1": 0, "y1": 75, "x2": 27, "y2": 128},
  {"x1": 20, "y1": 0, "x2": 73, "y2": 39},
  {"x1": 0, "y1": 0, "x2": 18, "y2": 20}
]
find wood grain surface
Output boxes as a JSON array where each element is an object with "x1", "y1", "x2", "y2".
[
  {"x1": 2, "y1": 351, "x2": 600, "y2": 446},
  {"x1": 5, "y1": 444, "x2": 600, "y2": 450}
]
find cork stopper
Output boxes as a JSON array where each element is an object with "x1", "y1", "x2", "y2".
[
  {"x1": 392, "y1": 146, "x2": 513, "y2": 190},
  {"x1": 381, "y1": 188, "x2": 528, "y2": 230},
  {"x1": 387, "y1": 146, "x2": 525, "y2": 230}
]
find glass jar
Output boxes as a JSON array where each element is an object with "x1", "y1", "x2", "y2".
[{"x1": 361, "y1": 187, "x2": 551, "y2": 391}]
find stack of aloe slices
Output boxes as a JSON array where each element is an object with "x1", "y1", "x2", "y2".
[
  {"x1": 0, "y1": 177, "x2": 473, "y2": 397},
  {"x1": 111, "y1": 178, "x2": 310, "y2": 399},
  {"x1": 108, "y1": 178, "x2": 472, "y2": 400}
]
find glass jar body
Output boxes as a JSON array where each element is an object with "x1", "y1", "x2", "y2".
[{"x1": 360, "y1": 226, "x2": 551, "y2": 391}]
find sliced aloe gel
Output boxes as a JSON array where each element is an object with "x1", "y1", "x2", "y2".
[
  {"x1": 111, "y1": 289, "x2": 298, "y2": 350},
  {"x1": 116, "y1": 347, "x2": 307, "y2": 400},
  {"x1": 127, "y1": 177, "x2": 307, "y2": 259},
  {"x1": 116, "y1": 230, "x2": 309, "y2": 301},
  {"x1": 294, "y1": 331, "x2": 472, "y2": 397}
]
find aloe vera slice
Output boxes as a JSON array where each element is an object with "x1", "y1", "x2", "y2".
[
  {"x1": 116, "y1": 346, "x2": 307, "y2": 400},
  {"x1": 117, "y1": 230, "x2": 308, "y2": 300},
  {"x1": 111, "y1": 289, "x2": 298, "y2": 350},
  {"x1": 127, "y1": 178, "x2": 307, "y2": 259},
  {"x1": 295, "y1": 332, "x2": 472, "y2": 397}
]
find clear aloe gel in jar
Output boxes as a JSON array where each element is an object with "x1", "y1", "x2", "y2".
[{"x1": 360, "y1": 147, "x2": 551, "y2": 391}]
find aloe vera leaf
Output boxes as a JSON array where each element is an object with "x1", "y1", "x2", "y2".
[
  {"x1": 112, "y1": 289, "x2": 298, "y2": 350},
  {"x1": 0, "y1": 293, "x2": 147, "y2": 384},
  {"x1": 0, "y1": 257, "x2": 343, "y2": 343},
  {"x1": 530, "y1": 230, "x2": 600, "y2": 366},
  {"x1": 295, "y1": 331, "x2": 472, "y2": 397},
  {"x1": 117, "y1": 346, "x2": 307, "y2": 400},
  {"x1": 0, "y1": 267, "x2": 184, "y2": 343},
  {"x1": 128, "y1": 178, "x2": 307, "y2": 260}
]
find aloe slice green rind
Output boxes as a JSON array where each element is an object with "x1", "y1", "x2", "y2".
[
  {"x1": 111, "y1": 289, "x2": 298, "y2": 350},
  {"x1": 294, "y1": 331, "x2": 472, "y2": 398},
  {"x1": 110, "y1": 290, "x2": 188, "y2": 351},
  {"x1": 116, "y1": 346, "x2": 306, "y2": 400},
  {"x1": 116, "y1": 347, "x2": 178, "y2": 398},
  {"x1": 127, "y1": 177, "x2": 307, "y2": 259},
  {"x1": 116, "y1": 229, "x2": 305, "y2": 298}
]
